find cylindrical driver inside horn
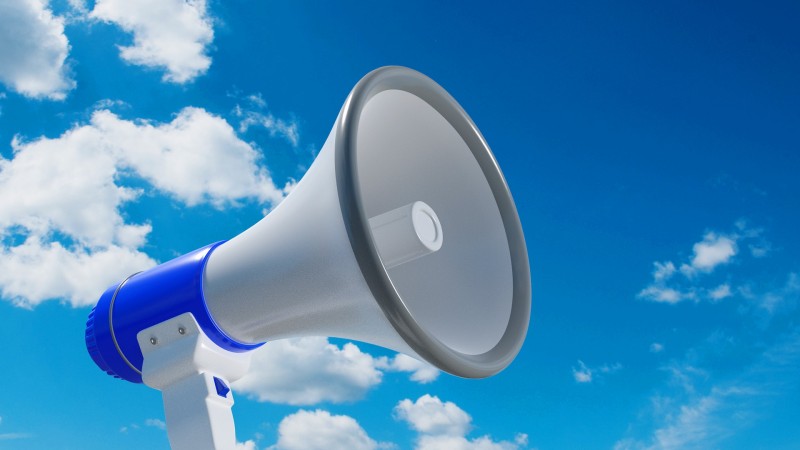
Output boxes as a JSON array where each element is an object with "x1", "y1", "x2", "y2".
[{"x1": 368, "y1": 201, "x2": 443, "y2": 269}]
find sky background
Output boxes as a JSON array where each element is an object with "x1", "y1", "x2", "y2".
[{"x1": 1, "y1": 1, "x2": 799, "y2": 449}]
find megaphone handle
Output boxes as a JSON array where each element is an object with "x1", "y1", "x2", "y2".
[
  {"x1": 137, "y1": 312, "x2": 252, "y2": 450},
  {"x1": 161, "y1": 372, "x2": 237, "y2": 450}
]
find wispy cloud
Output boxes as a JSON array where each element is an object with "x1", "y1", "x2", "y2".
[
  {"x1": 120, "y1": 418, "x2": 167, "y2": 434},
  {"x1": 615, "y1": 328, "x2": 800, "y2": 450},
  {"x1": 233, "y1": 95, "x2": 300, "y2": 147},
  {"x1": 572, "y1": 360, "x2": 622, "y2": 384},
  {"x1": 738, "y1": 272, "x2": 800, "y2": 314},
  {"x1": 649, "y1": 343, "x2": 664, "y2": 353}
]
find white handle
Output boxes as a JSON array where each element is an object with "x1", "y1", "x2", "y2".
[
  {"x1": 162, "y1": 372, "x2": 236, "y2": 450},
  {"x1": 137, "y1": 313, "x2": 252, "y2": 450}
]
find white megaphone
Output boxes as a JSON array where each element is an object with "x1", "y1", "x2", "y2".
[{"x1": 85, "y1": 66, "x2": 531, "y2": 450}]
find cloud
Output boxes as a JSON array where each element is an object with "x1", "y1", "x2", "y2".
[
  {"x1": 650, "y1": 343, "x2": 664, "y2": 353},
  {"x1": 638, "y1": 223, "x2": 768, "y2": 305},
  {"x1": 615, "y1": 328, "x2": 800, "y2": 450},
  {"x1": 90, "y1": 0, "x2": 214, "y2": 83},
  {"x1": 572, "y1": 360, "x2": 592, "y2": 383},
  {"x1": 572, "y1": 360, "x2": 621, "y2": 384},
  {"x1": 0, "y1": 415, "x2": 30, "y2": 441},
  {"x1": 637, "y1": 285, "x2": 693, "y2": 305},
  {"x1": 233, "y1": 337, "x2": 440, "y2": 406},
  {"x1": 739, "y1": 272, "x2": 800, "y2": 314},
  {"x1": 0, "y1": 433, "x2": 31, "y2": 441},
  {"x1": 652, "y1": 262, "x2": 676, "y2": 282},
  {"x1": 0, "y1": 107, "x2": 286, "y2": 307},
  {"x1": 0, "y1": 0, "x2": 75, "y2": 99},
  {"x1": 0, "y1": 237, "x2": 155, "y2": 308},
  {"x1": 269, "y1": 409, "x2": 381, "y2": 450},
  {"x1": 237, "y1": 441, "x2": 258, "y2": 450},
  {"x1": 708, "y1": 284, "x2": 732, "y2": 301},
  {"x1": 144, "y1": 418, "x2": 166, "y2": 430},
  {"x1": 395, "y1": 395, "x2": 525, "y2": 450},
  {"x1": 377, "y1": 354, "x2": 440, "y2": 384},
  {"x1": 683, "y1": 233, "x2": 737, "y2": 275},
  {"x1": 233, "y1": 337, "x2": 383, "y2": 405},
  {"x1": 89, "y1": 108, "x2": 288, "y2": 207},
  {"x1": 235, "y1": 105, "x2": 299, "y2": 148},
  {"x1": 395, "y1": 395, "x2": 471, "y2": 437}
]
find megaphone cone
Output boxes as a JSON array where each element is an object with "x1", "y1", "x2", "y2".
[{"x1": 85, "y1": 66, "x2": 530, "y2": 450}]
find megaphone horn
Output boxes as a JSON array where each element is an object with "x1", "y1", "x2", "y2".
[{"x1": 85, "y1": 66, "x2": 531, "y2": 450}]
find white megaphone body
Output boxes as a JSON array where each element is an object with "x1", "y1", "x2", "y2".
[{"x1": 85, "y1": 66, "x2": 531, "y2": 450}]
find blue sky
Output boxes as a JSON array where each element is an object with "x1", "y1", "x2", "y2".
[{"x1": 1, "y1": 1, "x2": 799, "y2": 449}]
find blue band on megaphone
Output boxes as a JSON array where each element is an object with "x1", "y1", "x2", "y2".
[{"x1": 85, "y1": 241, "x2": 263, "y2": 383}]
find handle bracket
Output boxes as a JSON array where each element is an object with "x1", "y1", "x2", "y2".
[{"x1": 137, "y1": 312, "x2": 252, "y2": 450}]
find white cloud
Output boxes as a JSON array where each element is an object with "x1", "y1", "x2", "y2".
[
  {"x1": 638, "y1": 286, "x2": 693, "y2": 304},
  {"x1": 571, "y1": 360, "x2": 621, "y2": 384},
  {"x1": 395, "y1": 395, "x2": 525, "y2": 450},
  {"x1": 572, "y1": 360, "x2": 592, "y2": 383},
  {"x1": 237, "y1": 441, "x2": 258, "y2": 450},
  {"x1": 395, "y1": 395, "x2": 471, "y2": 437},
  {"x1": 233, "y1": 337, "x2": 383, "y2": 405},
  {"x1": 0, "y1": 237, "x2": 155, "y2": 308},
  {"x1": 144, "y1": 418, "x2": 166, "y2": 430},
  {"x1": 269, "y1": 410, "x2": 380, "y2": 450},
  {"x1": 708, "y1": 284, "x2": 732, "y2": 301},
  {"x1": 90, "y1": 0, "x2": 214, "y2": 83},
  {"x1": 377, "y1": 354, "x2": 440, "y2": 384},
  {"x1": 689, "y1": 233, "x2": 737, "y2": 273},
  {"x1": 637, "y1": 225, "x2": 771, "y2": 305},
  {"x1": 650, "y1": 343, "x2": 664, "y2": 353},
  {"x1": 415, "y1": 435, "x2": 520, "y2": 450},
  {"x1": 652, "y1": 261, "x2": 676, "y2": 282},
  {"x1": 0, "y1": 0, "x2": 74, "y2": 100},
  {"x1": 0, "y1": 107, "x2": 286, "y2": 307},
  {"x1": 89, "y1": 108, "x2": 287, "y2": 207}
]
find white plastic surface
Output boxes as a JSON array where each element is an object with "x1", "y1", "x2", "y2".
[
  {"x1": 138, "y1": 313, "x2": 251, "y2": 450},
  {"x1": 202, "y1": 85, "x2": 512, "y2": 362},
  {"x1": 356, "y1": 90, "x2": 513, "y2": 355},
  {"x1": 203, "y1": 126, "x2": 416, "y2": 357},
  {"x1": 368, "y1": 201, "x2": 443, "y2": 269}
]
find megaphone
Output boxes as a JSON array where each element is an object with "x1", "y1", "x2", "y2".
[{"x1": 85, "y1": 66, "x2": 530, "y2": 450}]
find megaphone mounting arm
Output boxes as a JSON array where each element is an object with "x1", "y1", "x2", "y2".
[{"x1": 137, "y1": 312, "x2": 252, "y2": 450}]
